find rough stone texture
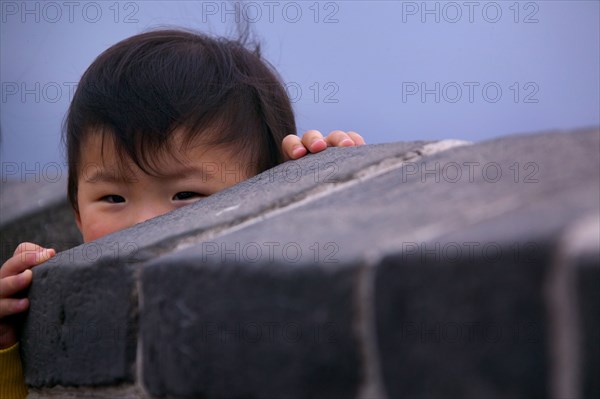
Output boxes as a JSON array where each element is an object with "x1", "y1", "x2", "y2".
[
  {"x1": 142, "y1": 257, "x2": 362, "y2": 399},
  {"x1": 26, "y1": 385, "x2": 143, "y2": 398},
  {"x1": 578, "y1": 257, "x2": 600, "y2": 398},
  {"x1": 375, "y1": 235, "x2": 551, "y2": 398},
  {"x1": 21, "y1": 254, "x2": 138, "y2": 386},
  {"x1": 568, "y1": 215, "x2": 600, "y2": 399},
  {"x1": 0, "y1": 179, "x2": 82, "y2": 264},
  {"x1": 2, "y1": 127, "x2": 597, "y2": 398}
]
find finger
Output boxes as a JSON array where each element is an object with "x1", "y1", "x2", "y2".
[
  {"x1": 0, "y1": 247, "x2": 55, "y2": 278},
  {"x1": 0, "y1": 326, "x2": 18, "y2": 349},
  {"x1": 12, "y1": 242, "x2": 45, "y2": 257},
  {"x1": 0, "y1": 270, "x2": 32, "y2": 299},
  {"x1": 347, "y1": 131, "x2": 366, "y2": 145},
  {"x1": 301, "y1": 130, "x2": 327, "y2": 153},
  {"x1": 0, "y1": 298, "x2": 29, "y2": 319},
  {"x1": 325, "y1": 130, "x2": 355, "y2": 147},
  {"x1": 282, "y1": 134, "x2": 307, "y2": 160}
]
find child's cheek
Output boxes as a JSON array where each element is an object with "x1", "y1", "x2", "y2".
[{"x1": 81, "y1": 214, "x2": 120, "y2": 243}]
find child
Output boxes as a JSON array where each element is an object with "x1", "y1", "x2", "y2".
[{"x1": 0, "y1": 29, "x2": 364, "y2": 397}]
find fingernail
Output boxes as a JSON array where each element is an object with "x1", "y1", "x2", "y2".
[
  {"x1": 38, "y1": 249, "x2": 53, "y2": 261},
  {"x1": 340, "y1": 139, "x2": 354, "y2": 146},
  {"x1": 18, "y1": 298, "x2": 29, "y2": 310},
  {"x1": 309, "y1": 139, "x2": 326, "y2": 151},
  {"x1": 292, "y1": 146, "x2": 306, "y2": 158}
]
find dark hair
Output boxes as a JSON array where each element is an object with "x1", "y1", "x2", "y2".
[{"x1": 64, "y1": 29, "x2": 295, "y2": 211}]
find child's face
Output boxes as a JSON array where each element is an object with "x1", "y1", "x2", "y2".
[{"x1": 75, "y1": 131, "x2": 251, "y2": 242}]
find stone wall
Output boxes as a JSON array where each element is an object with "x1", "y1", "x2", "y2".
[
  {"x1": 0, "y1": 178, "x2": 81, "y2": 265},
  {"x1": 0, "y1": 128, "x2": 598, "y2": 398}
]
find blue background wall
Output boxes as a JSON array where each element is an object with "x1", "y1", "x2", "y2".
[{"x1": 1, "y1": 0, "x2": 599, "y2": 179}]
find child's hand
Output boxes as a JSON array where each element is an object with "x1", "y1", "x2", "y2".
[
  {"x1": 282, "y1": 130, "x2": 366, "y2": 160},
  {"x1": 0, "y1": 243, "x2": 55, "y2": 349}
]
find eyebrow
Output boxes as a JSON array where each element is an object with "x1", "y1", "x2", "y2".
[
  {"x1": 82, "y1": 169, "x2": 134, "y2": 184},
  {"x1": 164, "y1": 164, "x2": 217, "y2": 180},
  {"x1": 82, "y1": 164, "x2": 215, "y2": 184}
]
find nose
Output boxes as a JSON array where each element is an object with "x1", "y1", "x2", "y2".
[{"x1": 131, "y1": 203, "x2": 171, "y2": 226}]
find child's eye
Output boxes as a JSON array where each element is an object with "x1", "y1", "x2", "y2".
[
  {"x1": 173, "y1": 191, "x2": 203, "y2": 201},
  {"x1": 101, "y1": 195, "x2": 126, "y2": 203}
]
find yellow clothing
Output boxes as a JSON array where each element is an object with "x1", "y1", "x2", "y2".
[{"x1": 0, "y1": 344, "x2": 27, "y2": 399}]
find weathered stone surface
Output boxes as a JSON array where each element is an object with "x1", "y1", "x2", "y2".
[
  {"x1": 27, "y1": 385, "x2": 143, "y2": 399},
  {"x1": 21, "y1": 255, "x2": 138, "y2": 386},
  {"x1": 577, "y1": 257, "x2": 600, "y2": 398},
  {"x1": 16, "y1": 139, "x2": 447, "y2": 392},
  {"x1": 375, "y1": 235, "x2": 551, "y2": 398},
  {"x1": 568, "y1": 215, "x2": 600, "y2": 399},
  {"x1": 1, "y1": 178, "x2": 67, "y2": 225},
  {"x1": 12, "y1": 127, "x2": 599, "y2": 398},
  {"x1": 154, "y1": 128, "x2": 598, "y2": 397},
  {"x1": 181, "y1": 129, "x2": 597, "y2": 263},
  {"x1": 0, "y1": 179, "x2": 82, "y2": 264},
  {"x1": 141, "y1": 256, "x2": 362, "y2": 399}
]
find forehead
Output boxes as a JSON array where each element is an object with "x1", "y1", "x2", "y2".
[{"x1": 76, "y1": 129, "x2": 245, "y2": 180}]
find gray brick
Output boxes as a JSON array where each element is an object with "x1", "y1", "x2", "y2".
[
  {"x1": 21, "y1": 253, "x2": 138, "y2": 386},
  {"x1": 141, "y1": 255, "x2": 362, "y2": 399},
  {"x1": 577, "y1": 257, "x2": 600, "y2": 398},
  {"x1": 161, "y1": 128, "x2": 598, "y2": 398},
  {"x1": 17, "y1": 127, "x2": 599, "y2": 398},
  {"x1": 375, "y1": 237, "x2": 551, "y2": 398},
  {"x1": 571, "y1": 217, "x2": 600, "y2": 399},
  {"x1": 17, "y1": 140, "x2": 432, "y2": 391}
]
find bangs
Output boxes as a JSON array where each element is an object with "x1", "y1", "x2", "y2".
[{"x1": 83, "y1": 114, "x2": 258, "y2": 182}]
